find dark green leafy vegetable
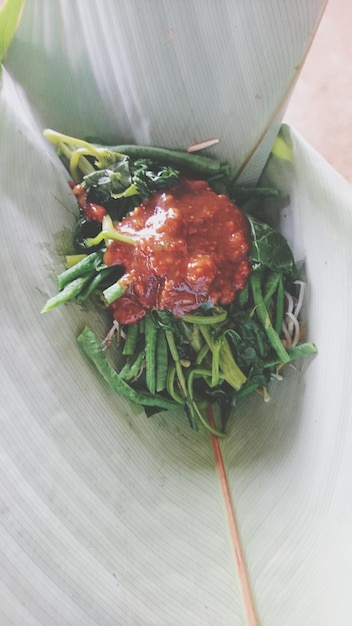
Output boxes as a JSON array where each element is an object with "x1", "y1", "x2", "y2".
[
  {"x1": 82, "y1": 157, "x2": 180, "y2": 210},
  {"x1": 248, "y1": 217, "x2": 295, "y2": 273},
  {"x1": 42, "y1": 130, "x2": 317, "y2": 436}
]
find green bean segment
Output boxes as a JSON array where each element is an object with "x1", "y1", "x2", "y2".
[
  {"x1": 57, "y1": 251, "x2": 102, "y2": 290},
  {"x1": 41, "y1": 275, "x2": 92, "y2": 313}
]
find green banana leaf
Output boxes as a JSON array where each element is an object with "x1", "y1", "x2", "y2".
[
  {"x1": 0, "y1": 0, "x2": 24, "y2": 66},
  {"x1": 3, "y1": 2, "x2": 352, "y2": 625}
]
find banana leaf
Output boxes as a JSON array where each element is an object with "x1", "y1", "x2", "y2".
[
  {"x1": 3, "y1": 2, "x2": 352, "y2": 625},
  {"x1": 0, "y1": 0, "x2": 24, "y2": 66}
]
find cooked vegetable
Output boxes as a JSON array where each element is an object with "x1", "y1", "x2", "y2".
[{"x1": 42, "y1": 130, "x2": 317, "y2": 435}]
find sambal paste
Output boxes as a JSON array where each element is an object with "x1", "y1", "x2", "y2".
[{"x1": 103, "y1": 178, "x2": 251, "y2": 324}]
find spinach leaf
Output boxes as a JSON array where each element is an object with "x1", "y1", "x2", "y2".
[
  {"x1": 82, "y1": 156, "x2": 133, "y2": 202},
  {"x1": 225, "y1": 314, "x2": 271, "y2": 369},
  {"x1": 248, "y1": 216, "x2": 295, "y2": 273},
  {"x1": 82, "y1": 156, "x2": 180, "y2": 206},
  {"x1": 133, "y1": 159, "x2": 180, "y2": 190}
]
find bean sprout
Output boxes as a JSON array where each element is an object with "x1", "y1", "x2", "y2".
[
  {"x1": 102, "y1": 320, "x2": 120, "y2": 350},
  {"x1": 285, "y1": 311, "x2": 300, "y2": 348},
  {"x1": 293, "y1": 280, "x2": 305, "y2": 319},
  {"x1": 282, "y1": 281, "x2": 306, "y2": 348},
  {"x1": 281, "y1": 319, "x2": 292, "y2": 348},
  {"x1": 284, "y1": 291, "x2": 295, "y2": 335}
]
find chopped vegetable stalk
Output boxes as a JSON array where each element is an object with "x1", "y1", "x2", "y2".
[
  {"x1": 85, "y1": 215, "x2": 135, "y2": 247},
  {"x1": 103, "y1": 280, "x2": 127, "y2": 305},
  {"x1": 199, "y1": 326, "x2": 247, "y2": 391},
  {"x1": 249, "y1": 271, "x2": 290, "y2": 364},
  {"x1": 183, "y1": 309, "x2": 228, "y2": 325}
]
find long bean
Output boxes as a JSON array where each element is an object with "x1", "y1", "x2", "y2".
[
  {"x1": 229, "y1": 185, "x2": 281, "y2": 202},
  {"x1": 156, "y1": 329, "x2": 168, "y2": 392},
  {"x1": 57, "y1": 251, "x2": 101, "y2": 290},
  {"x1": 76, "y1": 271, "x2": 108, "y2": 303},
  {"x1": 44, "y1": 129, "x2": 231, "y2": 181},
  {"x1": 41, "y1": 275, "x2": 92, "y2": 313},
  {"x1": 144, "y1": 316, "x2": 157, "y2": 394},
  {"x1": 103, "y1": 144, "x2": 230, "y2": 179},
  {"x1": 122, "y1": 323, "x2": 139, "y2": 356},
  {"x1": 119, "y1": 350, "x2": 145, "y2": 382},
  {"x1": 77, "y1": 327, "x2": 176, "y2": 410}
]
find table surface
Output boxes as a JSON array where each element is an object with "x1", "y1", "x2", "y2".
[{"x1": 285, "y1": 0, "x2": 352, "y2": 184}]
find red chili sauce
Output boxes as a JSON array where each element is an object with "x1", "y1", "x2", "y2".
[
  {"x1": 103, "y1": 178, "x2": 252, "y2": 324},
  {"x1": 70, "y1": 182, "x2": 107, "y2": 222}
]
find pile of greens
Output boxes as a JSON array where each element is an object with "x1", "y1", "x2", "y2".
[{"x1": 42, "y1": 130, "x2": 317, "y2": 436}]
